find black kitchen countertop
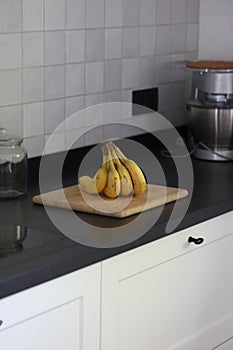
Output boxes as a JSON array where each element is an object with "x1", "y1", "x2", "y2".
[{"x1": 1, "y1": 128, "x2": 233, "y2": 299}]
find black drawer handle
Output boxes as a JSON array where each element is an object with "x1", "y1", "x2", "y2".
[
  {"x1": 0, "y1": 320, "x2": 3, "y2": 326},
  {"x1": 188, "y1": 236, "x2": 204, "y2": 245}
]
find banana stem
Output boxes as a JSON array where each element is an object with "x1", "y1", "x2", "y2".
[
  {"x1": 111, "y1": 142, "x2": 127, "y2": 160},
  {"x1": 111, "y1": 147, "x2": 120, "y2": 165},
  {"x1": 102, "y1": 144, "x2": 109, "y2": 169},
  {"x1": 105, "y1": 143, "x2": 115, "y2": 170}
]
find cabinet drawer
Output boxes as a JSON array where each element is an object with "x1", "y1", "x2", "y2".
[{"x1": 103, "y1": 211, "x2": 233, "y2": 279}]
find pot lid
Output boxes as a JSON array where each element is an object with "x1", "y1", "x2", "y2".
[
  {"x1": 186, "y1": 60, "x2": 233, "y2": 70},
  {"x1": 167, "y1": 60, "x2": 233, "y2": 73}
]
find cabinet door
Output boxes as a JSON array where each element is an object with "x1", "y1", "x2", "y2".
[
  {"x1": 0, "y1": 263, "x2": 101, "y2": 350},
  {"x1": 101, "y1": 213, "x2": 233, "y2": 350}
]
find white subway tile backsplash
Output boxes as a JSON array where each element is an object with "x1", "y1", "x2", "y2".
[
  {"x1": 139, "y1": 56, "x2": 155, "y2": 87},
  {"x1": 45, "y1": 99, "x2": 65, "y2": 134},
  {"x1": 0, "y1": 0, "x2": 199, "y2": 157},
  {"x1": 66, "y1": 30, "x2": 85, "y2": 63},
  {"x1": 45, "y1": 31, "x2": 65, "y2": 65},
  {"x1": 170, "y1": 81, "x2": 186, "y2": 110},
  {"x1": 105, "y1": 29, "x2": 122, "y2": 59},
  {"x1": 66, "y1": 63, "x2": 85, "y2": 96},
  {"x1": 104, "y1": 60, "x2": 122, "y2": 91},
  {"x1": 171, "y1": 24, "x2": 187, "y2": 53},
  {"x1": 45, "y1": 0, "x2": 65, "y2": 30},
  {"x1": 23, "y1": 0, "x2": 43, "y2": 31},
  {"x1": 65, "y1": 100, "x2": 85, "y2": 131},
  {"x1": 123, "y1": 0, "x2": 140, "y2": 27},
  {"x1": 0, "y1": 70, "x2": 22, "y2": 107},
  {"x1": 104, "y1": 90, "x2": 123, "y2": 103},
  {"x1": 0, "y1": 0, "x2": 22, "y2": 33},
  {"x1": 186, "y1": 0, "x2": 200, "y2": 23},
  {"x1": 86, "y1": 0, "x2": 105, "y2": 29},
  {"x1": 157, "y1": 83, "x2": 171, "y2": 111},
  {"x1": 123, "y1": 27, "x2": 140, "y2": 58},
  {"x1": 140, "y1": 0, "x2": 156, "y2": 26},
  {"x1": 122, "y1": 58, "x2": 139, "y2": 89},
  {"x1": 156, "y1": 0, "x2": 172, "y2": 25},
  {"x1": 23, "y1": 67, "x2": 44, "y2": 103},
  {"x1": 171, "y1": 0, "x2": 187, "y2": 24},
  {"x1": 0, "y1": 34, "x2": 22, "y2": 70},
  {"x1": 65, "y1": 96, "x2": 85, "y2": 120},
  {"x1": 66, "y1": 111, "x2": 85, "y2": 132},
  {"x1": 105, "y1": 0, "x2": 123, "y2": 27},
  {"x1": 84, "y1": 125, "x2": 104, "y2": 146},
  {"x1": 140, "y1": 27, "x2": 156, "y2": 56},
  {"x1": 23, "y1": 135, "x2": 45, "y2": 158},
  {"x1": 156, "y1": 26, "x2": 171, "y2": 55},
  {"x1": 45, "y1": 65, "x2": 65, "y2": 100},
  {"x1": 23, "y1": 102, "x2": 44, "y2": 137},
  {"x1": 0, "y1": 105, "x2": 23, "y2": 136},
  {"x1": 66, "y1": 0, "x2": 85, "y2": 29},
  {"x1": 103, "y1": 123, "x2": 122, "y2": 142},
  {"x1": 85, "y1": 62, "x2": 104, "y2": 94},
  {"x1": 155, "y1": 55, "x2": 171, "y2": 84},
  {"x1": 84, "y1": 104, "x2": 104, "y2": 132},
  {"x1": 185, "y1": 51, "x2": 198, "y2": 61},
  {"x1": 65, "y1": 128, "x2": 86, "y2": 150},
  {"x1": 86, "y1": 29, "x2": 105, "y2": 62},
  {"x1": 186, "y1": 24, "x2": 199, "y2": 52},
  {"x1": 120, "y1": 124, "x2": 141, "y2": 138},
  {"x1": 103, "y1": 102, "x2": 124, "y2": 122},
  {"x1": 23, "y1": 32, "x2": 44, "y2": 67},
  {"x1": 85, "y1": 93, "x2": 104, "y2": 109},
  {"x1": 45, "y1": 132, "x2": 65, "y2": 154},
  {"x1": 121, "y1": 89, "x2": 132, "y2": 103},
  {"x1": 170, "y1": 53, "x2": 186, "y2": 81}
]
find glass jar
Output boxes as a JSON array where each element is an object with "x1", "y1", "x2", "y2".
[{"x1": 0, "y1": 128, "x2": 27, "y2": 198}]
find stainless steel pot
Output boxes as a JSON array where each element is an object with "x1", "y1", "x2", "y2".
[
  {"x1": 189, "y1": 106, "x2": 233, "y2": 149},
  {"x1": 187, "y1": 104, "x2": 233, "y2": 161},
  {"x1": 192, "y1": 70, "x2": 233, "y2": 95}
]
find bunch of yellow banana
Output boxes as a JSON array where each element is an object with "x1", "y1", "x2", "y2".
[
  {"x1": 79, "y1": 141, "x2": 147, "y2": 198},
  {"x1": 79, "y1": 148, "x2": 108, "y2": 194}
]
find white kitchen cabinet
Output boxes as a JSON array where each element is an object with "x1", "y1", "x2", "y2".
[
  {"x1": 0, "y1": 263, "x2": 101, "y2": 350},
  {"x1": 101, "y1": 211, "x2": 233, "y2": 350}
]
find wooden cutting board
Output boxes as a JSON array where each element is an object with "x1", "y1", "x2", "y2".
[{"x1": 32, "y1": 184, "x2": 188, "y2": 219}]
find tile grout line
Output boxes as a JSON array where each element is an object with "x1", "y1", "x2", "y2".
[
  {"x1": 43, "y1": 0, "x2": 46, "y2": 149},
  {"x1": 21, "y1": 0, "x2": 24, "y2": 138},
  {"x1": 64, "y1": 0, "x2": 67, "y2": 148}
]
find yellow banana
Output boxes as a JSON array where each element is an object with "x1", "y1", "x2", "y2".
[
  {"x1": 111, "y1": 142, "x2": 147, "y2": 196},
  {"x1": 103, "y1": 148, "x2": 121, "y2": 199},
  {"x1": 95, "y1": 151, "x2": 108, "y2": 193},
  {"x1": 79, "y1": 175, "x2": 98, "y2": 194},
  {"x1": 79, "y1": 147, "x2": 108, "y2": 194},
  {"x1": 111, "y1": 147, "x2": 133, "y2": 196}
]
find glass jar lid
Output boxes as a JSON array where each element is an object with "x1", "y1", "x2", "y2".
[{"x1": 0, "y1": 128, "x2": 23, "y2": 146}]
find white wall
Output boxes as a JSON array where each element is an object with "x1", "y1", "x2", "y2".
[{"x1": 198, "y1": 0, "x2": 233, "y2": 60}]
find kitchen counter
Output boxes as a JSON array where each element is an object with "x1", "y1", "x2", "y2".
[{"x1": 1, "y1": 129, "x2": 233, "y2": 299}]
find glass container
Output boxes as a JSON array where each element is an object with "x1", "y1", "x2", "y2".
[{"x1": 0, "y1": 128, "x2": 27, "y2": 198}]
